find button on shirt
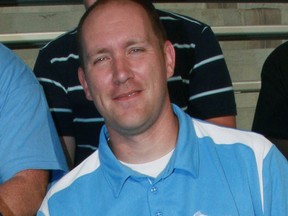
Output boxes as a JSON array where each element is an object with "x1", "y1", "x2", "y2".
[{"x1": 38, "y1": 105, "x2": 288, "y2": 216}]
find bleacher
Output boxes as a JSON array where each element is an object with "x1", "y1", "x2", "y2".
[{"x1": 1, "y1": 1, "x2": 288, "y2": 130}]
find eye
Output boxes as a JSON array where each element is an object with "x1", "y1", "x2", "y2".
[
  {"x1": 93, "y1": 56, "x2": 109, "y2": 65},
  {"x1": 129, "y1": 47, "x2": 144, "y2": 54}
]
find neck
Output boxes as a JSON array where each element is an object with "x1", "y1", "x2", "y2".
[{"x1": 108, "y1": 104, "x2": 179, "y2": 164}]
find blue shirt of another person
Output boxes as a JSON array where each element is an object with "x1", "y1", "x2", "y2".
[{"x1": 0, "y1": 43, "x2": 68, "y2": 185}]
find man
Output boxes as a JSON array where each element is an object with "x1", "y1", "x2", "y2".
[
  {"x1": 38, "y1": 1, "x2": 287, "y2": 215},
  {"x1": 34, "y1": 0, "x2": 236, "y2": 168},
  {"x1": 252, "y1": 41, "x2": 288, "y2": 159},
  {"x1": 0, "y1": 43, "x2": 68, "y2": 216}
]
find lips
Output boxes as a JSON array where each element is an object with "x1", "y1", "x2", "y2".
[{"x1": 113, "y1": 90, "x2": 141, "y2": 101}]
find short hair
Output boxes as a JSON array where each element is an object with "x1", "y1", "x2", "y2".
[{"x1": 77, "y1": 0, "x2": 167, "y2": 69}]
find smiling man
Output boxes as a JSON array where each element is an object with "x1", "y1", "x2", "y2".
[
  {"x1": 34, "y1": 0, "x2": 236, "y2": 168},
  {"x1": 37, "y1": 1, "x2": 288, "y2": 215}
]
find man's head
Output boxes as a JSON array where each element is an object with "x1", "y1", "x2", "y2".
[
  {"x1": 78, "y1": 0, "x2": 167, "y2": 69},
  {"x1": 77, "y1": 0, "x2": 175, "y2": 136}
]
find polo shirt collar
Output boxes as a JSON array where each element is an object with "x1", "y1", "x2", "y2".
[
  {"x1": 98, "y1": 104, "x2": 200, "y2": 197},
  {"x1": 161, "y1": 104, "x2": 199, "y2": 179}
]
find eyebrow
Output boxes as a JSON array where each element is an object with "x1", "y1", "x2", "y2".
[
  {"x1": 87, "y1": 48, "x2": 110, "y2": 60},
  {"x1": 126, "y1": 38, "x2": 147, "y2": 47},
  {"x1": 86, "y1": 37, "x2": 149, "y2": 60}
]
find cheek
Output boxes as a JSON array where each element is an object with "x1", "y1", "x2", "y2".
[
  {"x1": 86, "y1": 71, "x2": 111, "y2": 99},
  {"x1": 87, "y1": 79, "x2": 104, "y2": 97}
]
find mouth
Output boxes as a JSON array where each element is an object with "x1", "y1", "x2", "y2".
[{"x1": 113, "y1": 90, "x2": 141, "y2": 101}]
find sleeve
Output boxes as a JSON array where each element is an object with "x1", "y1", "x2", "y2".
[
  {"x1": 33, "y1": 46, "x2": 75, "y2": 137},
  {"x1": 0, "y1": 51, "x2": 68, "y2": 183},
  {"x1": 252, "y1": 45, "x2": 288, "y2": 139},
  {"x1": 187, "y1": 26, "x2": 237, "y2": 119},
  {"x1": 262, "y1": 146, "x2": 288, "y2": 215}
]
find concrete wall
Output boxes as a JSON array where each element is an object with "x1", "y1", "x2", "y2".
[{"x1": 1, "y1": 3, "x2": 288, "y2": 130}]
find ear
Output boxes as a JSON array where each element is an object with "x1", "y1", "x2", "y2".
[
  {"x1": 78, "y1": 67, "x2": 93, "y2": 101},
  {"x1": 163, "y1": 40, "x2": 176, "y2": 79}
]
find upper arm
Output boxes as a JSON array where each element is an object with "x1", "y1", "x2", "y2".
[
  {"x1": 60, "y1": 136, "x2": 76, "y2": 169},
  {"x1": 206, "y1": 115, "x2": 236, "y2": 128},
  {"x1": 187, "y1": 26, "x2": 237, "y2": 121}
]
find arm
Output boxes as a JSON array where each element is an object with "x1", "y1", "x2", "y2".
[
  {"x1": 0, "y1": 170, "x2": 49, "y2": 216},
  {"x1": 206, "y1": 115, "x2": 236, "y2": 128},
  {"x1": 263, "y1": 145, "x2": 288, "y2": 215},
  {"x1": 158, "y1": 11, "x2": 237, "y2": 127},
  {"x1": 60, "y1": 136, "x2": 76, "y2": 169},
  {"x1": 0, "y1": 45, "x2": 67, "y2": 215},
  {"x1": 34, "y1": 43, "x2": 77, "y2": 168},
  {"x1": 188, "y1": 26, "x2": 237, "y2": 128},
  {"x1": 252, "y1": 42, "x2": 288, "y2": 158}
]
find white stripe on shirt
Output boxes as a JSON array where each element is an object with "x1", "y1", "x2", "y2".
[
  {"x1": 192, "y1": 54, "x2": 225, "y2": 71},
  {"x1": 67, "y1": 85, "x2": 83, "y2": 92},
  {"x1": 77, "y1": 145, "x2": 98, "y2": 151},
  {"x1": 39, "y1": 150, "x2": 101, "y2": 215},
  {"x1": 189, "y1": 86, "x2": 233, "y2": 101},
  {"x1": 193, "y1": 118, "x2": 272, "y2": 210},
  {"x1": 38, "y1": 78, "x2": 83, "y2": 93},
  {"x1": 160, "y1": 12, "x2": 202, "y2": 25},
  {"x1": 49, "y1": 108, "x2": 72, "y2": 113},
  {"x1": 173, "y1": 43, "x2": 196, "y2": 49},
  {"x1": 73, "y1": 118, "x2": 104, "y2": 123},
  {"x1": 50, "y1": 53, "x2": 79, "y2": 64},
  {"x1": 38, "y1": 77, "x2": 67, "y2": 93},
  {"x1": 168, "y1": 76, "x2": 189, "y2": 84}
]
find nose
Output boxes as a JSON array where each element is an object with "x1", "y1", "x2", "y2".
[{"x1": 112, "y1": 56, "x2": 134, "y2": 85}]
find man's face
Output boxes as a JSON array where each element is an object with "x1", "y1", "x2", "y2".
[{"x1": 79, "y1": 1, "x2": 175, "y2": 136}]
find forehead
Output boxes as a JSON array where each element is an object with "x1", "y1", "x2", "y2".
[
  {"x1": 84, "y1": 1, "x2": 151, "y2": 27},
  {"x1": 82, "y1": 2, "x2": 155, "y2": 46}
]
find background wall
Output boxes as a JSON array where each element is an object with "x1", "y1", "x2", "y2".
[{"x1": 1, "y1": 2, "x2": 287, "y2": 130}]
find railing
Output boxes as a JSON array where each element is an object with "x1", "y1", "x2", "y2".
[{"x1": 2, "y1": 25, "x2": 288, "y2": 47}]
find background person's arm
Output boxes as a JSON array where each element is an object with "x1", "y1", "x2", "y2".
[
  {"x1": 60, "y1": 136, "x2": 76, "y2": 169},
  {"x1": 0, "y1": 169, "x2": 49, "y2": 216},
  {"x1": 206, "y1": 115, "x2": 236, "y2": 128}
]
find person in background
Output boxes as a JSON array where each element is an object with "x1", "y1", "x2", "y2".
[
  {"x1": 38, "y1": 1, "x2": 287, "y2": 215},
  {"x1": 0, "y1": 43, "x2": 68, "y2": 216},
  {"x1": 34, "y1": 0, "x2": 236, "y2": 168},
  {"x1": 252, "y1": 41, "x2": 288, "y2": 159}
]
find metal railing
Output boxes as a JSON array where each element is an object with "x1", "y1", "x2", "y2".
[{"x1": 1, "y1": 25, "x2": 288, "y2": 46}]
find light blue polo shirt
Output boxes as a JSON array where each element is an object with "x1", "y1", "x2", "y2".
[
  {"x1": 38, "y1": 105, "x2": 288, "y2": 216},
  {"x1": 0, "y1": 44, "x2": 68, "y2": 185}
]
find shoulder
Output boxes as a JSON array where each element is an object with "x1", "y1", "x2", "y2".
[
  {"x1": 0, "y1": 43, "x2": 28, "y2": 70},
  {"x1": 156, "y1": 9, "x2": 215, "y2": 43},
  {"x1": 0, "y1": 44, "x2": 38, "y2": 88},
  {"x1": 264, "y1": 42, "x2": 288, "y2": 66},
  {"x1": 262, "y1": 41, "x2": 288, "y2": 77},
  {"x1": 192, "y1": 119, "x2": 273, "y2": 158},
  {"x1": 270, "y1": 41, "x2": 288, "y2": 57},
  {"x1": 156, "y1": 9, "x2": 210, "y2": 29},
  {"x1": 39, "y1": 28, "x2": 78, "y2": 57},
  {"x1": 38, "y1": 151, "x2": 100, "y2": 214},
  {"x1": 45, "y1": 150, "x2": 100, "y2": 198}
]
